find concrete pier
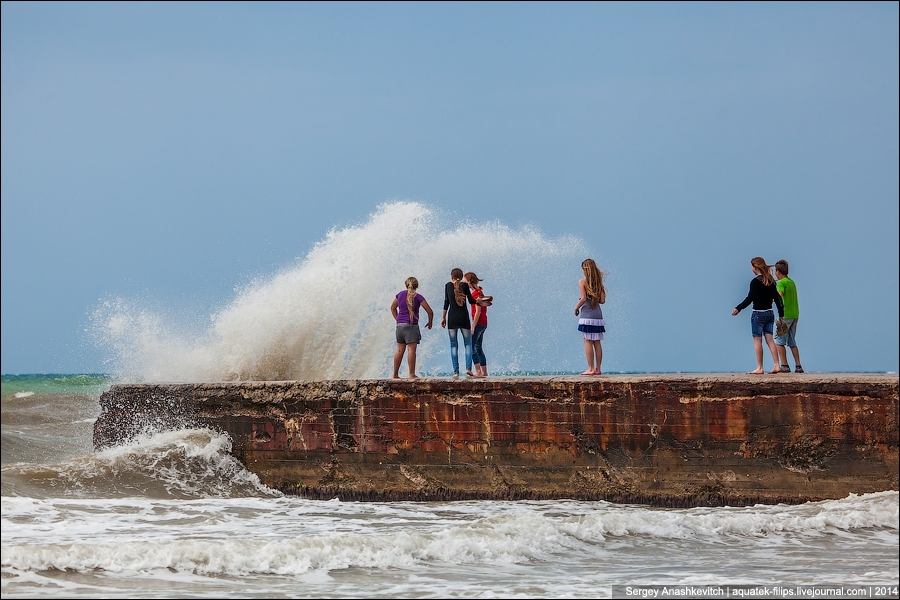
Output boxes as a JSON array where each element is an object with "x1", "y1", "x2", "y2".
[{"x1": 94, "y1": 374, "x2": 898, "y2": 506}]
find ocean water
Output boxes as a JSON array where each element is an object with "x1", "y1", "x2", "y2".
[
  {"x1": 3, "y1": 205, "x2": 898, "y2": 597},
  {"x1": 2, "y1": 375, "x2": 898, "y2": 598}
]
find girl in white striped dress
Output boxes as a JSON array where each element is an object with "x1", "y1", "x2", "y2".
[{"x1": 574, "y1": 258, "x2": 607, "y2": 376}]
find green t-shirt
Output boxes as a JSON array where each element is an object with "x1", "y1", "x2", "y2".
[{"x1": 776, "y1": 276, "x2": 799, "y2": 319}]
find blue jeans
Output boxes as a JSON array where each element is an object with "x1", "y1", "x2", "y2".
[
  {"x1": 750, "y1": 310, "x2": 775, "y2": 337},
  {"x1": 448, "y1": 328, "x2": 473, "y2": 374},
  {"x1": 472, "y1": 324, "x2": 487, "y2": 366}
]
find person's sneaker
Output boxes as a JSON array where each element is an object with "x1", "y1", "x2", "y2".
[
  {"x1": 780, "y1": 364, "x2": 791, "y2": 373},
  {"x1": 794, "y1": 366, "x2": 804, "y2": 373}
]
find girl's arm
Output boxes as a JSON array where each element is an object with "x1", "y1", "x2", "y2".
[
  {"x1": 443, "y1": 283, "x2": 451, "y2": 311},
  {"x1": 733, "y1": 280, "x2": 755, "y2": 315},
  {"x1": 575, "y1": 279, "x2": 588, "y2": 315},
  {"x1": 463, "y1": 282, "x2": 477, "y2": 304},
  {"x1": 472, "y1": 305, "x2": 482, "y2": 332},
  {"x1": 421, "y1": 299, "x2": 435, "y2": 330},
  {"x1": 734, "y1": 279, "x2": 755, "y2": 314},
  {"x1": 441, "y1": 284, "x2": 449, "y2": 328},
  {"x1": 773, "y1": 286, "x2": 784, "y2": 318},
  {"x1": 390, "y1": 297, "x2": 399, "y2": 321}
]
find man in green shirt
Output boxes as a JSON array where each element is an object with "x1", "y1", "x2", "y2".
[{"x1": 774, "y1": 259, "x2": 803, "y2": 373}]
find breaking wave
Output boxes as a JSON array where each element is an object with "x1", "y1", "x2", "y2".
[{"x1": 91, "y1": 201, "x2": 592, "y2": 382}]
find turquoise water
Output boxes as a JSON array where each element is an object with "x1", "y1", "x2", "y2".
[{"x1": 1, "y1": 374, "x2": 111, "y2": 398}]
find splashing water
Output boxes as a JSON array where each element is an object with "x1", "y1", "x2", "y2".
[
  {"x1": 91, "y1": 202, "x2": 594, "y2": 382},
  {"x1": 1, "y1": 429, "x2": 277, "y2": 500}
]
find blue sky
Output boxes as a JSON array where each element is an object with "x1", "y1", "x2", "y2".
[{"x1": 2, "y1": 2, "x2": 898, "y2": 375}]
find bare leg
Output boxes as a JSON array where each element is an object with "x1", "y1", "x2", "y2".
[
  {"x1": 749, "y1": 337, "x2": 764, "y2": 373},
  {"x1": 407, "y1": 343, "x2": 418, "y2": 379},
  {"x1": 393, "y1": 344, "x2": 406, "y2": 378},
  {"x1": 764, "y1": 334, "x2": 781, "y2": 373},
  {"x1": 790, "y1": 346, "x2": 801, "y2": 365},
  {"x1": 581, "y1": 339, "x2": 596, "y2": 375},
  {"x1": 592, "y1": 340, "x2": 603, "y2": 375},
  {"x1": 776, "y1": 345, "x2": 788, "y2": 367}
]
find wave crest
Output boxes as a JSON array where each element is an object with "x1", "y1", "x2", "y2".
[
  {"x1": 1, "y1": 428, "x2": 279, "y2": 500},
  {"x1": 91, "y1": 201, "x2": 590, "y2": 382}
]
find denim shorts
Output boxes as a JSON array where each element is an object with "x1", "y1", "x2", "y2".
[
  {"x1": 395, "y1": 324, "x2": 421, "y2": 344},
  {"x1": 750, "y1": 310, "x2": 775, "y2": 337},
  {"x1": 774, "y1": 318, "x2": 798, "y2": 347}
]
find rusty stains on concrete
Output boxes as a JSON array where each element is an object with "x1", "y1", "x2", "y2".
[{"x1": 93, "y1": 373, "x2": 899, "y2": 507}]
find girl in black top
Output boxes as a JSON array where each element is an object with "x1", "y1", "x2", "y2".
[
  {"x1": 441, "y1": 268, "x2": 476, "y2": 377},
  {"x1": 732, "y1": 257, "x2": 785, "y2": 374}
]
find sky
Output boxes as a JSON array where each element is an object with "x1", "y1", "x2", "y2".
[{"x1": 2, "y1": 2, "x2": 898, "y2": 375}]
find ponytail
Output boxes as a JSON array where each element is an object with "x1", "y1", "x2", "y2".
[
  {"x1": 450, "y1": 268, "x2": 465, "y2": 307},
  {"x1": 453, "y1": 280, "x2": 465, "y2": 307},
  {"x1": 404, "y1": 277, "x2": 419, "y2": 323}
]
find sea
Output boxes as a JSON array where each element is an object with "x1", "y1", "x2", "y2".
[
  {"x1": 3, "y1": 204, "x2": 898, "y2": 598},
  {"x1": 3, "y1": 377, "x2": 898, "y2": 600}
]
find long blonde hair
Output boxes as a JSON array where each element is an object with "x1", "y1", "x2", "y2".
[
  {"x1": 450, "y1": 267, "x2": 465, "y2": 307},
  {"x1": 750, "y1": 257, "x2": 775, "y2": 286},
  {"x1": 582, "y1": 258, "x2": 606, "y2": 310},
  {"x1": 405, "y1": 277, "x2": 419, "y2": 322}
]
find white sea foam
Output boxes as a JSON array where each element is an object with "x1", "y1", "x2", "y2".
[
  {"x1": 1, "y1": 428, "x2": 278, "y2": 499},
  {"x1": 13, "y1": 391, "x2": 35, "y2": 398},
  {"x1": 91, "y1": 201, "x2": 592, "y2": 382},
  {"x1": 2, "y1": 492, "x2": 896, "y2": 577},
  {"x1": 557, "y1": 491, "x2": 900, "y2": 543}
]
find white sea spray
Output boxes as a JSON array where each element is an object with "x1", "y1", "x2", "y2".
[{"x1": 90, "y1": 201, "x2": 593, "y2": 382}]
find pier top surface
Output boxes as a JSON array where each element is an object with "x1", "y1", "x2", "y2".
[{"x1": 107, "y1": 372, "x2": 898, "y2": 388}]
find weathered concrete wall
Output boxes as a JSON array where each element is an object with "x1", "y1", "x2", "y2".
[{"x1": 94, "y1": 374, "x2": 899, "y2": 506}]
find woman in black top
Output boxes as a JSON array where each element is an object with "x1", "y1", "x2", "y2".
[
  {"x1": 732, "y1": 257, "x2": 785, "y2": 374},
  {"x1": 441, "y1": 268, "x2": 477, "y2": 377}
]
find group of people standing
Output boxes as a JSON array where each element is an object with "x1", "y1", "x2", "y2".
[
  {"x1": 390, "y1": 259, "x2": 607, "y2": 379},
  {"x1": 389, "y1": 255, "x2": 803, "y2": 378},
  {"x1": 390, "y1": 268, "x2": 493, "y2": 379},
  {"x1": 732, "y1": 257, "x2": 803, "y2": 374}
]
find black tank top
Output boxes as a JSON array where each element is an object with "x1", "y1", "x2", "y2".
[{"x1": 444, "y1": 281, "x2": 474, "y2": 329}]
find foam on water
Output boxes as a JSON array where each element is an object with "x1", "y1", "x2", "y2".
[
  {"x1": 1, "y1": 493, "x2": 896, "y2": 579},
  {"x1": 1, "y1": 428, "x2": 278, "y2": 500},
  {"x1": 91, "y1": 201, "x2": 593, "y2": 382},
  {"x1": 557, "y1": 491, "x2": 900, "y2": 541}
]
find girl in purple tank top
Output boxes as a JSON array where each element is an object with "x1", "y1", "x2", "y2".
[{"x1": 390, "y1": 277, "x2": 434, "y2": 379}]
